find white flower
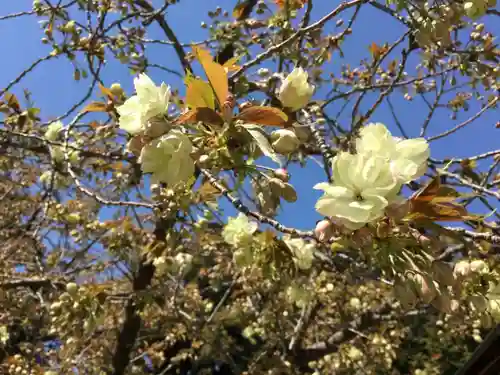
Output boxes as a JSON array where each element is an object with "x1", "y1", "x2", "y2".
[
  {"x1": 284, "y1": 236, "x2": 315, "y2": 270},
  {"x1": 222, "y1": 213, "x2": 258, "y2": 248},
  {"x1": 270, "y1": 129, "x2": 300, "y2": 154},
  {"x1": 278, "y1": 67, "x2": 314, "y2": 112},
  {"x1": 117, "y1": 96, "x2": 144, "y2": 135},
  {"x1": 355, "y1": 123, "x2": 430, "y2": 183},
  {"x1": 117, "y1": 73, "x2": 171, "y2": 135},
  {"x1": 134, "y1": 73, "x2": 171, "y2": 118},
  {"x1": 50, "y1": 146, "x2": 64, "y2": 163},
  {"x1": 314, "y1": 152, "x2": 400, "y2": 229},
  {"x1": 45, "y1": 121, "x2": 63, "y2": 141},
  {"x1": 139, "y1": 130, "x2": 194, "y2": 185}
]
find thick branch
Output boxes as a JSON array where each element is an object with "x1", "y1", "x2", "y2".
[
  {"x1": 134, "y1": 0, "x2": 192, "y2": 74},
  {"x1": 110, "y1": 216, "x2": 174, "y2": 375}
]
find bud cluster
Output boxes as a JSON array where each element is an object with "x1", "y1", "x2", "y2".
[{"x1": 49, "y1": 283, "x2": 104, "y2": 345}]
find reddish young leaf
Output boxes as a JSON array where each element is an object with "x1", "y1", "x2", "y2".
[
  {"x1": 222, "y1": 55, "x2": 241, "y2": 72},
  {"x1": 408, "y1": 177, "x2": 472, "y2": 222},
  {"x1": 192, "y1": 46, "x2": 228, "y2": 109},
  {"x1": 369, "y1": 42, "x2": 389, "y2": 61},
  {"x1": 82, "y1": 101, "x2": 108, "y2": 113},
  {"x1": 3, "y1": 93, "x2": 20, "y2": 111},
  {"x1": 274, "y1": 0, "x2": 306, "y2": 10},
  {"x1": 232, "y1": 1, "x2": 250, "y2": 20},
  {"x1": 175, "y1": 107, "x2": 224, "y2": 126},
  {"x1": 235, "y1": 106, "x2": 288, "y2": 127},
  {"x1": 98, "y1": 83, "x2": 115, "y2": 101},
  {"x1": 185, "y1": 74, "x2": 215, "y2": 110}
]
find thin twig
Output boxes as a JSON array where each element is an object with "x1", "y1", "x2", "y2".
[
  {"x1": 199, "y1": 168, "x2": 314, "y2": 238},
  {"x1": 231, "y1": 0, "x2": 365, "y2": 80},
  {"x1": 437, "y1": 169, "x2": 500, "y2": 200},
  {"x1": 427, "y1": 97, "x2": 498, "y2": 141}
]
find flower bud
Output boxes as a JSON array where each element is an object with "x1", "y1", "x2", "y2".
[
  {"x1": 271, "y1": 129, "x2": 300, "y2": 154},
  {"x1": 50, "y1": 146, "x2": 64, "y2": 163},
  {"x1": 66, "y1": 282, "x2": 78, "y2": 297},
  {"x1": 110, "y1": 83, "x2": 124, "y2": 97},
  {"x1": 67, "y1": 213, "x2": 81, "y2": 224},
  {"x1": 314, "y1": 220, "x2": 334, "y2": 242},
  {"x1": 464, "y1": 1, "x2": 486, "y2": 19},
  {"x1": 278, "y1": 67, "x2": 314, "y2": 112},
  {"x1": 475, "y1": 23, "x2": 485, "y2": 32},
  {"x1": 45, "y1": 121, "x2": 63, "y2": 142},
  {"x1": 257, "y1": 68, "x2": 270, "y2": 77},
  {"x1": 349, "y1": 297, "x2": 361, "y2": 310},
  {"x1": 69, "y1": 150, "x2": 80, "y2": 164},
  {"x1": 273, "y1": 168, "x2": 290, "y2": 182}
]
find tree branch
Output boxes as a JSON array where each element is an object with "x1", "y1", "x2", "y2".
[{"x1": 134, "y1": 0, "x2": 192, "y2": 74}]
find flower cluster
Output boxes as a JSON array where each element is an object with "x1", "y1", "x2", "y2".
[
  {"x1": 139, "y1": 130, "x2": 194, "y2": 185},
  {"x1": 283, "y1": 236, "x2": 315, "y2": 270},
  {"x1": 222, "y1": 213, "x2": 258, "y2": 248},
  {"x1": 117, "y1": 74, "x2": 195, "y2": 186},
  {"x1": 44, "y1": 120, "x2": 80, "y2": 164},
  {"x1": 222, "y1": 213, "x2": 259, "y2": 267},
  {"x1": 315, "y1": 123, "x2": 430, "y2": 230}
]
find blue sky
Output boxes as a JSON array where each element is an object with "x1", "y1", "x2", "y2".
[{"x1": 1, "y1": 0, "x2": 498, "y2": 232}]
